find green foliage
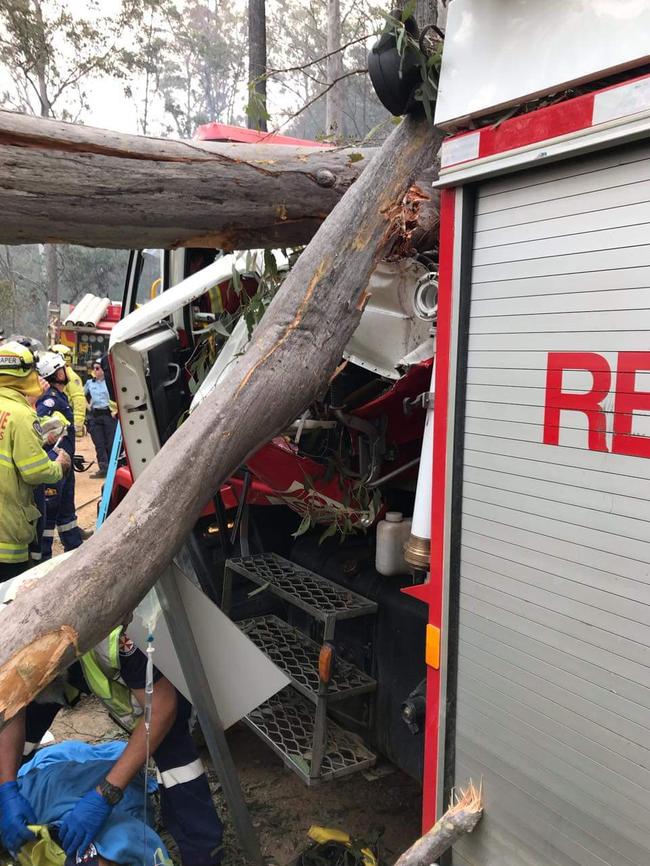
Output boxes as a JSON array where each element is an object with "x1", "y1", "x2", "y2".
[
  {"x1": 291, "y1": 475, "x2": 381, "y2": 546},
  {"x1": 382, "y1": 7, "x2": 443, "y2": 124},
  {"x1": 234, "y1": 249, "x2": 288, "y2": 340},
  {"x1": 246, "y1": 85, "x2": 271, "y2": 133}
]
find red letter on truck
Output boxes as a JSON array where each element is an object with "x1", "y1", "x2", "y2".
[
  {"x1": 612, "y1": 351, "x2": 650, "y2": 459},
  {"x1": 543, "y1": 352, "x2": 611, "y2": 451}
]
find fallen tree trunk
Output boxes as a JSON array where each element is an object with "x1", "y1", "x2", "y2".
[
  {"x1": 395, "y1": 783, "x2": 484, "y2": 865},
  {"x1": 0, "y1": 109, "x2": 379, "y2": 249},
  {"x1": 0, "y1": 113, "x2": 442, "y2": 725}
]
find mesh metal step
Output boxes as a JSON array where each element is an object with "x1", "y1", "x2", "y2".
[
  {"x1": 225, "y1": 554, "x2": 378, "y2": 622},
  {"x1": 245, "y1": 687, "x2": 377, "y2": 784},
  {"x1": 240, "y1": 615, "x2": 376, "y2": 704}
]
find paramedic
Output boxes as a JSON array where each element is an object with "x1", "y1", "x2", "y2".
[{"x1": 0, "y1": 625, "x2": 224, "y2": 864}]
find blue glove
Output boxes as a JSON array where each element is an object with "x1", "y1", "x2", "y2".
[
  {"x1": 58, "y1": 790, "x2": 112, "y2": 857},
  {"x1": 0, "y1": 780, "x2": 36, "y2": 855}
]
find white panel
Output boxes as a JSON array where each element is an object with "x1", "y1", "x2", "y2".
[
  {"x1": 470, "y1": 287, "x2": 650, "y2": 317},
  {"x1": 436, "y1": 0, "x2": 650, "y2": 127},
  {"x1": 476, "y1": 150, "x2": 650, "y2": 215},
  {"x1": 465, "y1": 428, "x2": 650, "y2": 481},
  {"x1": 477, "y1": 144, "x2": 649, "y2": 200},
  {"x1": 128, "y1": 564, "x2": 290, "y2": 729},
  {"x1": 470, "y1": 266, "x2": 650, "y2": 302},
  {"x1": 473, "y1": 222, "x2": 650, "y2": 267},
  {"x1": 474, "y1": 200, "x2": 650, "y2": 249},
  {"x1": 454, "y1": 144, "x2": 650, "y2": 866},
  {"x1": 441, "y1": 131, "x2": 480, "y2": 167},
  {"x1": 594, "y1": 77, "x2": 650, "y2": 124},
  {"x1": 476, "y1": 175, "x2": 650, "y2": 231}
]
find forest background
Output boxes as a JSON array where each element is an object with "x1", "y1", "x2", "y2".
[{"x1": 0, "y1": 0, "x2": 413, "y2": 340}]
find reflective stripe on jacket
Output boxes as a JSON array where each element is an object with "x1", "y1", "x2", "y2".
[
  {"x1": 79, "y1": 627, "x2": 141, "y2": 728},
  {"x1": 64, "y1": 368, "x2": 86, "y2": 431},
  {"x1": 0, "y1": 387, "x2": 63, "y2": 563}
]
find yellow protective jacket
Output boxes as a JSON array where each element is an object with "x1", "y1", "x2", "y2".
[
  {"x1": 64, "y1": 366, "x2": 86, "y2": 432},
  {"x1": 79, "y1": 626, "x2": 142, "y2": 730},
  {"x1": 0, "y1": 387, "x2": 63, "y2": 563}
]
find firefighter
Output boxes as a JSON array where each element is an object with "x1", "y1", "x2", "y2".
[
  {"x1": 0, "y1": 610, "x2": 224, "y2": 864},
  {"x1": 50, "y1": 344, "x2": 86, "y2": 437},
  {"x1": 0, "y1": 342, "x2": 70, "y2": 581},
  {"x1": 35, "y1": 352, "x2": 82, "y2": 558}
]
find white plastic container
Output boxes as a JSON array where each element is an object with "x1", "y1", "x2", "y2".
[{"x1": 375, "y1": 511, "x2": 412, "y2": 576}]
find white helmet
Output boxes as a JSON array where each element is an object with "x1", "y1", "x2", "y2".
[{"x1": 37, "y1": 351, "x2": 67, "y2": 381}]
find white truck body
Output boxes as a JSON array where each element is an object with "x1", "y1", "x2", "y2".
[
  {"x1": 428, "y1": 34, "x2": 650, "y2": 866},
  {"x1": 435, "y1": 0, "x2": 650, "y2": 129}
]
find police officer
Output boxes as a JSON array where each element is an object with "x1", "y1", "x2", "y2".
[
  {"x1": 84, "y1": 360, "x2": 117, "y2": 479},
  {"x1": 35, "y1": 353, "x2": 82, "y2": 558},
  {"x1": 0, "y1": 342, "x2": 70, "y2": 581},
  {"x1": 0, "y1": 611, "x2": 224, "y2": 864},
  {"x1": 50, "y1": 345, "x2": 86, "y2": 438}
]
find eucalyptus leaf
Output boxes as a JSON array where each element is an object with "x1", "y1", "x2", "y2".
[
  {"x1": 292, "y1": 514, "x2": 312, "y2": 538},
  {"x1": 319, "y1": 521, "x2": 338, "y2": 545}
]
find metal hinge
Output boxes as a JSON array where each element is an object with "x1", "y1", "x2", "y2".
[{"x1": 402, "y1": 391, "x2": 434, "y2": 416}]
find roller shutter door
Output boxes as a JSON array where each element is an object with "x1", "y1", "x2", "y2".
[{"x1": 453, "y1": 141, "x2": 650, "y2": 866}]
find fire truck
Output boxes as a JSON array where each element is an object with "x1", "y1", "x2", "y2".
[
  {"x1": 54, "y1": 296, "x2": 123, "y2": 377},
  {"x1": 109, "y1": 3, "x2": 650, "y2": 863}
]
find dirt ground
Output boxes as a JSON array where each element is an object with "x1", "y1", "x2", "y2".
[{"x1": 49, "y1": 438, "x2": 422, "y2": 865}]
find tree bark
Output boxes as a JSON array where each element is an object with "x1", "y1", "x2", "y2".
[
  {"x1": 0, "y1": 109, "x2": 379, "y2": 250},
  {"x1": 0, "y1": 114, "x2": 442, "y2": 725},
  {"x1": 247, "y1": 0, "x2": 267, "y2": 132},
  {"x1": 395, "y1": 784, "x2": 483, "y2": 865},
  {"x1": 44, "y1": 243, "x2": 59, "y2": 306},
  {"x1": 326, "y1": 0, "x2": 344, "y2": 140},
  {"x1": 415, "y1": 0, "x2": 437, "y2": 29}
]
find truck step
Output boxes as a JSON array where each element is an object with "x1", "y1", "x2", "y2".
[
  {"x1": 225, "y1": 553, "x2": 378, "y2": 623},
  {"x1": 244, "y1": 686, "x2": 377, "y2": 785},
  {"x1": 239, "y1": 614, "x2": 376, "y2": 705}
]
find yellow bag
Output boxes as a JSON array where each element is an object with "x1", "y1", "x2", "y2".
[
  {"x1": 307, "y1": 826, "x2": 377, "y2": 866},
  {"x1": 16, "y1": 826, "x2": 66, "y2": 866}
]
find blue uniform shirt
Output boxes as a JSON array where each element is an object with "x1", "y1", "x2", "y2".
[
  {"x1": 36, "y1": 386, "x2": 75, "y2": 456},
  {"x1": 84, "y1": 378, "x2": 111, "y2": 410}
]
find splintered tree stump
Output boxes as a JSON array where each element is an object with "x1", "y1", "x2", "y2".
[
  {"x1": 0, "y1": 113, "x2": 443, "y2": 725},
  {"x1": 395, "y1": 784, "x2": 484, "y2": 866}
]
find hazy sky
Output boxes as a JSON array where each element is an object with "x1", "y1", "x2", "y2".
[{"x1": 0, "y1": 0, "x2": 255, "y2": 137}]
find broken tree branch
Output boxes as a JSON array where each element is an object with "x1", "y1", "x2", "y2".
[
  {"x1": 278, "y1": 69, "x2": 367, "y2": 134},
  {"x1": 0, "y1": 113, "x2": 442, "y2": 726},
  {"x1": 394, "y1": 783, "x2": 484, "y2": 866}
]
